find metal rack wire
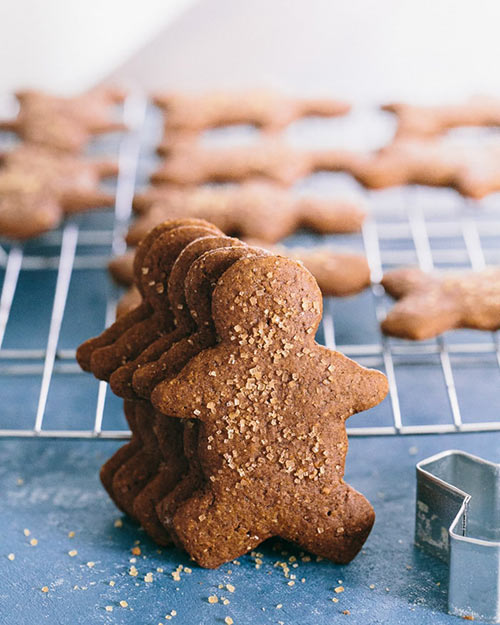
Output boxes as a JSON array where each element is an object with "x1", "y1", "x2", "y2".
[{"x1": 1, "y1": 97, "x2": 500, "y2": 438}]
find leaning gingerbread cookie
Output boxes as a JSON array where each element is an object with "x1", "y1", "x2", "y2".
[{"x1": 151, "y1": 254, "x2": 388, "y2": 568}]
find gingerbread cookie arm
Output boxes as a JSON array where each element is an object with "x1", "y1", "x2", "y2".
[
  {"x1": 295, "y1": 97, "x2": 351, "y2": 119},
  {"x1": 295, "y1": 196, "x2": 366, "y2": 233},
  {"x1": 278, "y1": 482, "x2": 375, "y2": 564},
  {"x1": 381, "y1": 268, "x2": 431, "y2": 299},
  {"x1": 381, "y1": 293, "x2": 461, "y2": 340},
  {"x1": 109, "y1": 252, "x2": 134, "y2": 286},
  {"x1": 0, "y1": 119, "x2": 19, "y2": 132},
  {"x1": 61, "y1": 189, "x2": 116, "y2": 213},
  {"x1": 76, "y1": 303, "x2": 151, "y2": 372}
]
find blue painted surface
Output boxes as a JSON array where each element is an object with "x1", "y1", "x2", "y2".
[{"x1": 1, "y1": 434, "x2": 498, "y2": 625}]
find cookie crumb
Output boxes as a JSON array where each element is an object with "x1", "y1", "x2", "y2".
[
  {"x1": 462, "y1": 616, "x2": 474, "y2": 621},
  {"x1": 184, "y1": 567, "x2": 192, "y2": 574},
  {"x1": 332, "y1": 598, "x2": 339, "y2": 603},
  {"x1": 157, "y1": 567, "x2": 164, "y2": 573},
  {"x1": 86, "y1": 562, "x2": 95, "y2": 568},
  {"x1": 276, "y1": 604, "x2": 283, "y2": 609},
  {"x1": 68, "y1": 550, "x2": 77, "y2": 557},
  {"x1": 41, "y1": 586, "x2": 49, "y2": 593},
  {"x1": 288, "y1": 581, "x2": 295, "y2": 586},
  {"x1": 30, "y1": 538, "x2": 38, "y2": 546},
  {"x1": 105, "y1": 606, "x2": 113, "y2": 612},
  {"x1": 68, "y1": 531, "x2": 75, "y2": 538},
  {"x1": 129, "y1": 566, "x2": 138, "y2": 577},
  {"x1": 131, "y1": 546, "x2": 141, "y2": 556},
  {"x1": 23, "y1": 529, "x2": 30, "y2": 537},
  {"x1": 114, "y1": 519, "x2": 123, "y2": 528},
  {"x1": 225, "y1": 618, "x2": 233, "y2": 625},
  {"x1": 7, "y1": 553, "x2": 15, "y2": 561},
  {"x1": 226, "y1": 584, "x2": 235, "y2": 593},
  {"x1": 369, "y1": 584, "x2": 375, "y2": 589},
  {"x1": 343, "y1": 610, "x2": 350, "y2": 615},
  {"x1": 109, "y1": 581, "x2": 115, "y2": 586},
  {"x1": 144, "y1": 572, "x2": 154, "y2": 583},
  {"x1": 334, "y1": 586, "x2": 344, "y2": 593},
  {"x1": 208, "y1": 594, "x2": 218, "y2": 604},
  {"x1": 119, "y1": 600, "x2": 128, "y2": 608}
]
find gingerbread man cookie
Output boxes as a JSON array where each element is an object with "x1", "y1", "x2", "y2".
[
  {"x1": 349, "y1": 137, "x2": 500, "y2": 198},
  {"x1": 110, "y1": 239, "x2": 370, "y2": 305},
  {"x1": 154, "y1": 89, "x2": 350, "y2": 134},
  {"x1": 383, "y1": 96, "x2": 500, "y2": 139},
  {"x1": 130, "y1": 182, "x2": 366, "y2": 245},
  {"x1": 381, "y1": 266, "x2": 500, "y2": 340},
  {"x1": 151, "y1": 142, "x2": 357, "y2": 187},
  {"x1": 0, "y1": 88, "x2": 125, "y2": 153},
  {"x1": 151, "y1": 255, "x2": 388, "y2": 567},
  {"x1": 0, "y1": 145, "x2": 117, "y2": 239}
]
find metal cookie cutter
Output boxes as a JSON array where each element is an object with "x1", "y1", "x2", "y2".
[{"x1": 415, "y1": 450, "x2": 500, "y2": 623}]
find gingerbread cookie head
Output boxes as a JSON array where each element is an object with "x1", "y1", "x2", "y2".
[
  {"x1": 152, "y1": 255, "x2": 388, "y2": 567},
  {"x1": 78, "y1": 219, "x2": 222, "y2": 379}
]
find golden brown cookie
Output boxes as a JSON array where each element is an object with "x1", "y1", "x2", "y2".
[
  {"x1": 130, "y1": 182, "x2": 366, "y2": 244},
  {"x1": 151, "y1": 254, "x2": 388, "y2": 568},
  {"x1": 383, "y1": 96, "x2": 500, "y2": 138},
  {"x1": 154, "y1": 89, "x2": 350, "y2": 134},
  {"x1": 244, "y1": 241, "x2": 371, "y2": 297},
  {"x1": 349, "y1": 137, "x2": 500, "y2": 198},
  {"x1": 151, "y1": 142, "x2": 357, "y2": 187},
  {"x1": 111, "y1": 239, "x2": 370, "y2": 302},
  {"x1": 0, "y1": 88, "x2": 125, "y2": 153},
  {"x1": 0, "y1": 145, "x2": 117, "y2": 239},
  {"x1": 381, "y1": 266, "x2": 500, "y2": 340}
]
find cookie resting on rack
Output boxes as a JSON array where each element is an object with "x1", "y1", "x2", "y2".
[
  {"x1": 349, "y1": 137, "x2": 500, "y2": 198},
  {"x1": 130, "y1": 182, "x2": 366, "y2": 244},
  {"x1": 154, "y1": 88, "x2": 350, "y2": 134},
  {"x1": 151, "y1": 254, "x2": 388, "y2": 568},
  {"x1": 383, "y1": 96, "x2": 500, "y2": 139},
  {"x1": 151, "y1": 142, "x2": 358, "y2": 187},
  {"x1": 109, "y1": 239, "x2": 370, "y2": 302},
  {"x1": 0, "y1": 145, "x2": 118, "y2": 239},
  {"x1": 0, "y1": 88, "x2": 125, "y2": 153},
  {"x1": 381, "y1": 267, "x2": 500, "y2": 340}
]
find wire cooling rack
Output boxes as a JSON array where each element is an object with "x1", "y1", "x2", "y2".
[{"x1": 1, "y1": 96, "x2": 500, "y2": 438}]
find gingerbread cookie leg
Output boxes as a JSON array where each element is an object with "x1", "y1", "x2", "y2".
[
  {"x1": 278, "y1": 483, "x2": 375, "y2": 564},
  {"x1": 99, "y1": 400, "x2": 142, "y2": 513},
  {"x1": 131, "y1": 417, "x2": 187, "y2": 545},
  {"x1": 172, "y1": 488, "x2": 272, "y2": 569},
  {"x1": 111, "y1": 401, "x2": 162, "y2": 518}
]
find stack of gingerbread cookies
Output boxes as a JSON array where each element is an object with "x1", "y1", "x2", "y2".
[
  {"x1": 111, "y1": 88, "x2": 374, "y2": 313},
  {"x1": 0, "y1": 89, "x2": 124, "y2": 239},
  {"x1": 77, "y1": 218, "x2": 388, "y2": 568}
]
